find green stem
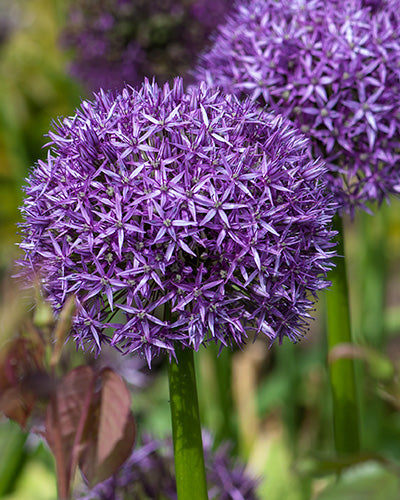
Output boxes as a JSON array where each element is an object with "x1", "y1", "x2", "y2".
[
  {"x1": 326, "y1": 214, "x2": 360, "y2": 455},
  {"x1": 168, "y1": 346, "x2": 208, "y2": 500},
  {"x1": 357, "y1": 207, "x2": 387, "y2": 450},
  {"x1": 276, "y1": 340, "x2": 299, "y2": 452},
  {"x1": 208, "y1": 343, "x2": 238, "y2": 452},
  {"x1": 359, "y1": 207, "x2": 387, "y2": 348}
]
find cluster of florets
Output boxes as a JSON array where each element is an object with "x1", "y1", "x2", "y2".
[
  {"x1": 61, "y1": 0, "x2": 231, "y2": 92},
  {"x1": 195, "y1": 0, "x2": 400, "y2": 213},
  {"x1": 18, "y1": 78, "x2": 336, "y2": 365},
  {"x1": 77, "y1": 433, "x2": 259, "y2": 500}
]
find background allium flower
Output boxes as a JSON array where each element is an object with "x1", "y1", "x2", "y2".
[
  {"x1": 61, "y1": 0, "x2": 231, "y2": 92},
  {"x1": 89, "y1": 343, "x2": 155, "y2": 389},
  {"x1": 18, "y1": 78, "x2": 336, "y2": 365},
  {"x1": 77, "y1": 432, "x2": 260, "y2": 500},
  {"x1": 194, "y1": 0, "x2": 400, "y2": 213}
]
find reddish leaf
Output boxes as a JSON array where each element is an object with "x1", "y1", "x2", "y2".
[
  {"x1": 0, "y1": 337, "x2": 46, "y2": 427},
  {"x1": 0, "y1": 386, "x2": 36, "y2": 428},
  {"x1": 79, "y1": 368, "x2": 136, "y2": 487},
  {"x1": 0, "y1": 337, "x2": 45, "y2": 388},
  {"x1": 45, "y1": 365, "x2": 96, "y2": 499}
]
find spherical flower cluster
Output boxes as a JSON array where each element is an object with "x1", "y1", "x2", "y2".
[
  {"x1": 18, "y1": 78, "x2": 336, "y2": 365},
  {"x1": 194, "y1": 0, "x2": 400, "y2": 213},
  {"x1": 77, "y1": 433, "x2": 259, "y2": 500},
  {"x1": 61, "y1": 0, "x2": 231, "y2": 92}
]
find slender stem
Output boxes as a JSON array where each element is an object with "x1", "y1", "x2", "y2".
[
  {"x1": 207, "y1": 343, "x2": 238, "y2": 452},
  {"x1": 326, "y1": 214, "x2": 360, "y2": 455},
  {"x1": 359, "y1": 207, "x2": 387, "y2": 348},
  {"x1": 276, "y1": 340, "x2": 299, "y2": 452},
  {"x1": 168, "y1": 346, "x2": 209, "y2": 500},
  {"x1": 357, "y1": 208, "x2": 387, "y2": 450}
]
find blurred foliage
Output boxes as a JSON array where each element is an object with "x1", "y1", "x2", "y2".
[
  {"x1": 315, "y1": 462, "x2": 400, "y2": 500},
  {"x1": 3, "y1": 460, "x2": 57, "y2": 500},
  {"x1": 0, "y1": 0, "x2": 81, "y2": 265},
  {"x1": 0, "y1": 1, "x2": 400, "y2": 499}
]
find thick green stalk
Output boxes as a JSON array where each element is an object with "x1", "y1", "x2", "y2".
[
  {"x1": 326, "y1": 214, "x2": 360, "y2": 455},
  {"x1": 168, "y1": 346, "x2": 208, "y2": 500}
]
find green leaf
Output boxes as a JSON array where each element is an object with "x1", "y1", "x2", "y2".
[
  {"x1": 50, "y1": 296, "x2": 76, "y2": 369},
  {"x1": 315, "y1": 461, "x2": 400, "y2": 500},
  {"x1": 0, "y1": 421, "x2": 27, "y2": 496}
]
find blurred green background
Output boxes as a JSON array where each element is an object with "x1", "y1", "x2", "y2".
[{"x1": 0, "y1": 1, "x2": 400, "y2": 499}]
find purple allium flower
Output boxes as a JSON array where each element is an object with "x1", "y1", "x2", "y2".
[
  {"x1": 194, "y1": 0, "x2": 400, "y2": 214},
  {"x1": 18, "y1": 78, "x2": 336, "y2": 365},
  {"x1": 76, "y1": 432, "x2": 260, "y2": 500},
  {"x1": 61, "y1": 0, "x2": 231, "y2": 92}
]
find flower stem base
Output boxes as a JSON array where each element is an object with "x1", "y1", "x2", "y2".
[
  {"x1": 326, "y1": 214, "x2": 360, "y2": 455},
  {"x1": 168, "y1": 346, "x2": 208, "y2": 500}
]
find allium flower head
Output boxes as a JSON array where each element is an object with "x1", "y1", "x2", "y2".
[
  {"x1": 77, "y1": 432, "x2": 260, "y2": 500},
  {"x1": 18, "y1": 78, "x2": 336, "y2": 365},
  {"x1": 61, "y1": 0, "x2": 231, "y2": 92},
  {"x1": 195, "y1": 0, "x2": 400, "y2": 213}
]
